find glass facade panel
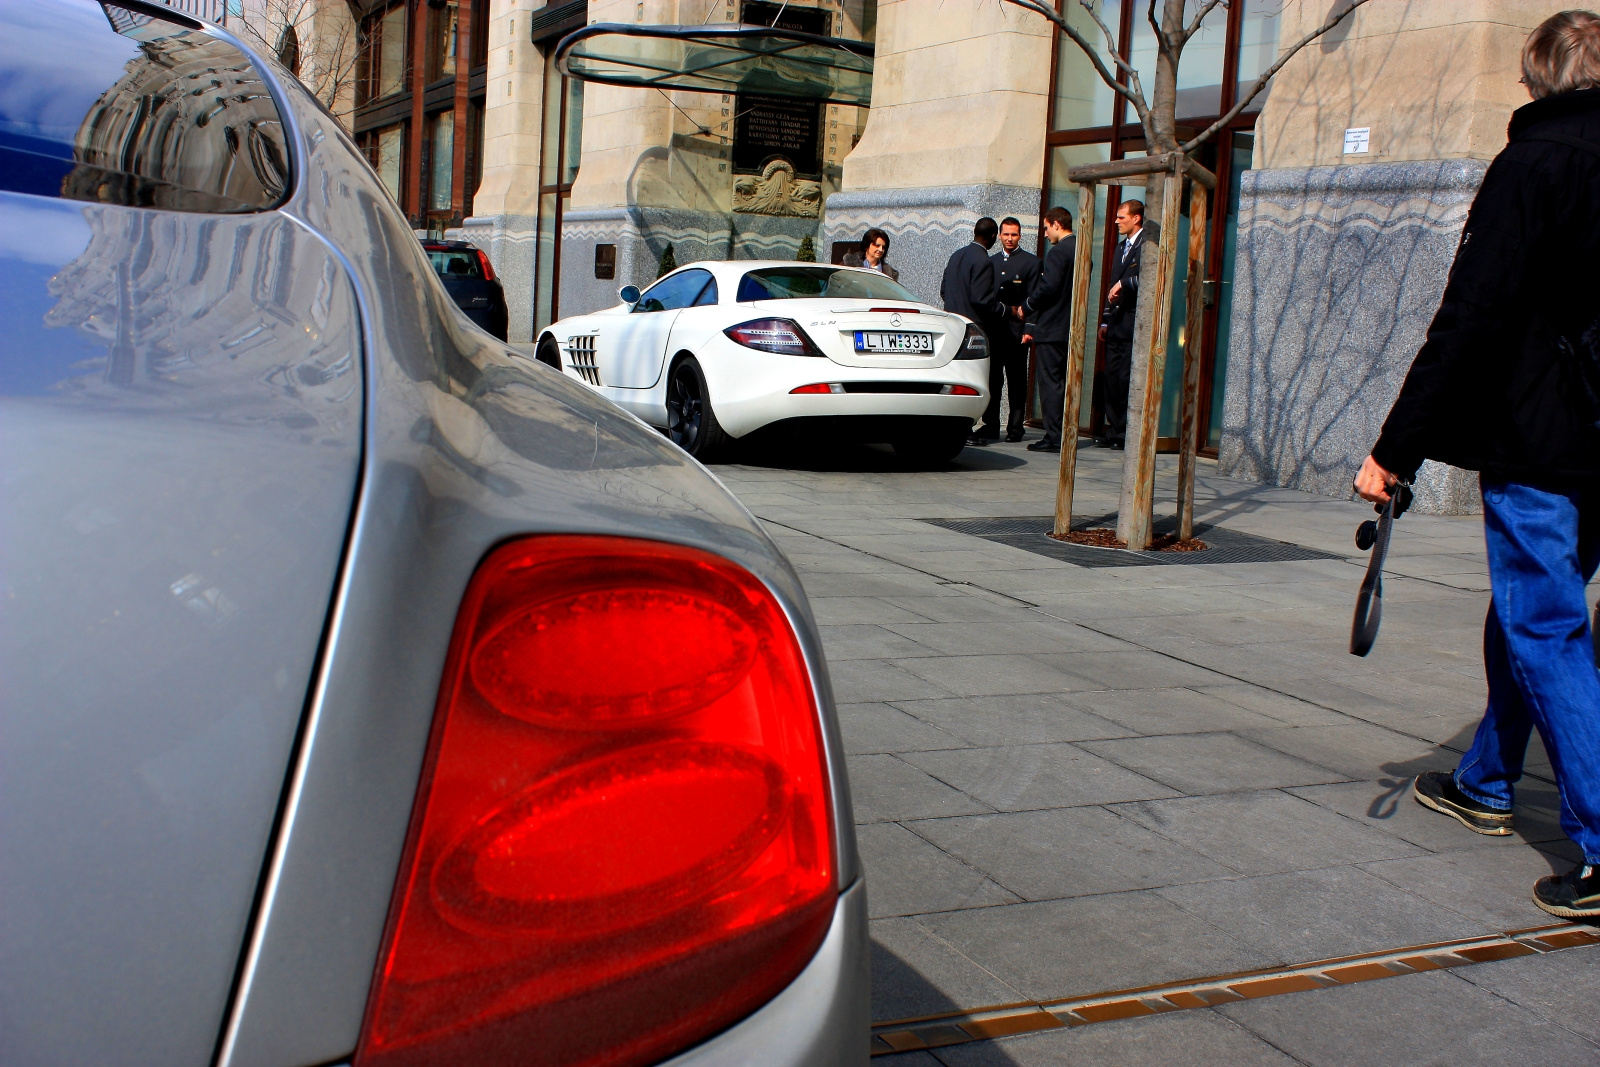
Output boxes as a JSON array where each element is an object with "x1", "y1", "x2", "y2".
[
  {"x1": 541, "y1": 54, "x2": 563, "y2": 186},
  {"x1": 429, "y1": 0, "x2": 460, "y2": 81},
  {"x1": 535, "y1": 190, "x2": 559, "y2": 331},
  {"x1": 1053, "y1": 0, "x2": 1122, "y2": 131},
  {"x1": 429, "y1": 110, "x2": 453, "y2": 212},
  {"x1": 1046, "y1": 142, "x2": 1110, "y2": 431},
  {"x1": 377, "y1": 3, "x2": 407, "y2": 99},
  {"x1": 563, "y1": 77, "x2": 584, "y2": 186},
  {"x1": 1237, "y1": 0, "x2": 1285, "y2": 113},
  {"x1": 375, "y1": 123, "x2": 404, "y2": 204},
  {"x1": 1209, "y1": 133, "x2": 1253, "y2": 448},
  {"x1": 1129, "y1": 1, "x2": 1226, "y2": 121}
]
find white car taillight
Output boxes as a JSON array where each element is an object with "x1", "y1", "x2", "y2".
[{"x1": 724, "y1": 317, "x2": 825, "y2": 356}]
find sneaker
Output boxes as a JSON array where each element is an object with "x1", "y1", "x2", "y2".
[
  {"x1": 1533, "y1": 864, "x2": 1600, "y2": 918},
  {"x1": 1412, "y1": 770, "x2": 1513, "y2": 836}
]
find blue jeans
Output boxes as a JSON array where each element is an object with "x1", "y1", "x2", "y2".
[{"x1": 1455, "y1": 479, "x2": 1600, "y2": 863}]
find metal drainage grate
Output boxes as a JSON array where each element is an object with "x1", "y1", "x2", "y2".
[{"x1": 924, "y1": 514, "x2": 1346, "y2": 568}]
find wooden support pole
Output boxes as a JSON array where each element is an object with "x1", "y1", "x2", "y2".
[
  {"x1": 1175, "y1": 177, "x2": 1210, "y2": 542},
  {"x1": 1116, "y1": 154, "x2": 1184, "y2": 551},
  {"x1": 1053, "y1": 181, "x2": 1099, "y2": 536}
]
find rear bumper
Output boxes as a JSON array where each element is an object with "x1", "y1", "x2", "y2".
[{"x1": 662, "y1": 878, "x2": 870, "y2": 1067}]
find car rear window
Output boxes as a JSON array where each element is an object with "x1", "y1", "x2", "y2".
[
  {"x1": 0, "y1": 0, "x2": 290, "y2": 212},
  {"x1": 428, "y1": 250, "x2": 483, "y2": 278},
  {"x1": 737, "y1": 267, "x2": 918, "y2": 303}
]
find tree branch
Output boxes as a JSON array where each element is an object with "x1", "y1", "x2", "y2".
[
  {"x1": 1183, "y1": 0, "x2": 1228, "y2": 42},
  {"x1": 1147, "y1": 0, "x2": 1174, "y2": 62},
  {"x1": 1180, "y1": 0, "x2": 1372, "y2": 152},
  {"x1": 1002, "y1": 0, "x2": 1151, "y2": 127}
]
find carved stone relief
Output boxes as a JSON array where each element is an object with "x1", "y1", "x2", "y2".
[{"x1": 732, "y1": 160, "x2": 823, "y2": 218}]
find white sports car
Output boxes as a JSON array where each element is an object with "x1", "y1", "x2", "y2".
[{"x1": 534, "y1": 260, "x2": 991, "y2": 462}]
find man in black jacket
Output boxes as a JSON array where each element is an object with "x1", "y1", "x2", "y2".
[
  {"x1": 979, "y1": 217, "x2": 1041, "y2": 443},
  {"x1": 1095, "y1": 199, "x2": 1149, "y2": 449},
  {"x1": 1020, "y1": 206, "x2": 1076, "y2": 453},
  {"x1": 941, "y1": 218, "x2": 1008, "y2": 444},
  {"x1": 1355, "y1": 10, "x2": 1600, "y2": 918}
]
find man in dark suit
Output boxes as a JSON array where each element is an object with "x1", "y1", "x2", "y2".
[
  {"x1": 1095, "y1": 198, "x2": 1150, "y2": 450},
  {"x1": 1019, "y1": 206, "x2": 1075, "y2": 453},
  {"x1": 978, "y1": 217, "x2": 1041, "y2": 443},
  {"x1": 940, "y1": 218, "x2": 1009, "y2": 445}
]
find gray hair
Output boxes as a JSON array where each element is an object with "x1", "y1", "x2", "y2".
[{"x1": 1523, "y1": 10, "x2": 1600, "y2": 99}]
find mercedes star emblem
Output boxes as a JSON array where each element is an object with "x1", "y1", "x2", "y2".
[{"x1": 890, "y1": 314, "x2": 902, "y2": 328}]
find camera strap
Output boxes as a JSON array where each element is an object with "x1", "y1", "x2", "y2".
[{"x1": 1350, "y1": 482, "x2": 1411, "y2": 657}]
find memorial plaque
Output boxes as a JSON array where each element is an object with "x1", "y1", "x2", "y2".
[
  {"x1": 740, "y1": 0, "x2": 829, "y2": 35},
  {"x1": 733, "y1": 93, "x2": 822, "y2": 176}
]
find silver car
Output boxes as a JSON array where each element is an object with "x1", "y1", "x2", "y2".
[{"x1": 0, "y1": 3, "x2": 866, "y2": 1065}]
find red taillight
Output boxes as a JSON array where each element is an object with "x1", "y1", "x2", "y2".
[
  {"x1": 724, "y1": 317, "x2": 825, "y2": 356},
  {"x1": 475, "y1": 249, "x2": 497, "y2": 282},
  {"x1": 355, "y1": 536, "x2": 836, "y2": 1067},
  {"x1": 789, "y1": 382, "x2": 843, "y2": 394},
  {"x1": 944, "y1": 384, "x2": 980, "y2": 396},
  {"x1": 867, "y1": 307, "x2": 919, "y2": 313}
]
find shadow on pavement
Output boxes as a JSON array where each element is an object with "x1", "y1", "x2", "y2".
[
  {"x1": 717, "y1": 439, "x2": 1028, "y2": 474},
  {"x1": 1373, "y1": 721, "x2": 1575, "y2": 875},
  {"x1": 872, "y1": 942, "x2": 1025, "y2": 1066}
]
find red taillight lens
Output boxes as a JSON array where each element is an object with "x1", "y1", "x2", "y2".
[
  {"x1": 475, "y1": 248, "x2": 497, "y2": 282},
  {"x1": 944, "y1": 384, "x2": 980, "y2": 396},
  {"x1": 724, "y1": 317, "x2": 825, "y2": 356},
  {"x1": 789, "y1": 382, "x2": 843, "y2": 394},
  {"x1": 355, "y1": 536, "x2": 836, "y2": 1067}
]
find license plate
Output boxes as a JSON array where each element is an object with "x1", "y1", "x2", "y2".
[{"x1": 854, "y1": 331, "x2": 934, "y2": 353}]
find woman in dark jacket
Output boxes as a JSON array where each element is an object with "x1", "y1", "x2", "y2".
[
  {"x1": 841, "y1": 227, "x2": 899, "y2": 282},
  {"x1": 1356, "y1": 10, "x2": 1600, "y2": 918}
]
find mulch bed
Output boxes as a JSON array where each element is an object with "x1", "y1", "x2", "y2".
[{"x1": 1048, "y1": 528, "x2": 1209, "y2": 553}]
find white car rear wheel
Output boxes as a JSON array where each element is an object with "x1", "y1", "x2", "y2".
[{"x1": 666, "y1": 357, "x2": 729, "y2": 461}]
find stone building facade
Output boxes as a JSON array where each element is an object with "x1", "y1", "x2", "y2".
[{"x1": 234, "y1": 0, "x2": 1572, "y2": 512}]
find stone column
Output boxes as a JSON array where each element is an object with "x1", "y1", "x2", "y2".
[
  {"x1": 461, "y1": 0, "x2": 548, "y2": 343},
  {"x1": 1218, "y1": 0, "x2": 1550, "y2": 514},
  {"x1": 821, "y1": 0, "x2": 1051, "y2": 303}
]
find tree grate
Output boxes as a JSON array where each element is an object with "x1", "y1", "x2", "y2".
[{"x1": 924, "y1": 514, "x2": 1347, "y2": 568}]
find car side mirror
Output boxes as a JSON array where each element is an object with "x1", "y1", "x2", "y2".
[{"x1": 619, "y1": 284, "x2": 641, "y2": 306}]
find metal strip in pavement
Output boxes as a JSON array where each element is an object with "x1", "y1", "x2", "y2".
[{"x1": 870, "y1": 923, "x2": 1600, "y2": 1056}]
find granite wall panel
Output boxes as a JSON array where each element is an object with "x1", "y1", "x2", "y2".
[
  {"x1": 1218, "y1": 160, "x2": 1487, "y2": 515},
  {"x1": 822, "y1": 184, "x2": 1041, "y2": 307}
]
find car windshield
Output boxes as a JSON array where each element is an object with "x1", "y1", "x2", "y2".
[
  {"x1": 427, "y1": 250, "x2": 482, "y2": 278},
  {"x1": 737, "y1": 267, "x2": 918, "y2": 303}
]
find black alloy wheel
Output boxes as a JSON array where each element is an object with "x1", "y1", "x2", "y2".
[{"x1": 665, "y1": 357, "x2": 728, "y2": 460}]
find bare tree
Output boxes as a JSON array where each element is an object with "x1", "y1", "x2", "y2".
[
  {"x1": 999, "y1": 0, "x2": 1376, "y2": 547},
  {"x1": 1005, "y1": 0, "x2": 1373, "y2": 162},
  {"x1": 231, "y1": 0, "x2": 364, "y2": 130}
]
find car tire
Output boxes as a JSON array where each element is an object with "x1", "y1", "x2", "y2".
[
  {"x1": 666, "y1": 356, "x2": 729, "y2": 461},
  {"x1": 536, "y1": 336, "x2": 562, "y2": 371},
  {"x1": 892, "y1": 423, "x2": 968, "y2": 466}
]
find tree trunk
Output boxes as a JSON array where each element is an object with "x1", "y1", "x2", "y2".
[{"x1": 1115, "y1": 1, "x2": 1187, "y2": 547}]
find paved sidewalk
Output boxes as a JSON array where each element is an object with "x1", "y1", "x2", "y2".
[{"x1": 710, "y1": 438, "x2": 1600, "y2": 1066}]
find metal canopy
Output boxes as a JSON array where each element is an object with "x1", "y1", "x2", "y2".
[{"x1": 555, "y1": 23, "x2": 874, "y2": 106}]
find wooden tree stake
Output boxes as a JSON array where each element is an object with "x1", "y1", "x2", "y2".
[
  {"x1": 1176, "y1": 177, "x2": 1210, "y2": 541},
  {"x1": 1052, "y1": 181, "x2": 1099, "y2": 537}
]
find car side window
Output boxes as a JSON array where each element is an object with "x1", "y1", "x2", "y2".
[
  {"x1": 692, "y1": 276, "x2": 719, "y2": 306},
  {"x1": 633, "y1": 269, "x2": 713, "y2": 313},
  {"x1": 0, "y1": 1, "x2": 290, "y2": 212}
]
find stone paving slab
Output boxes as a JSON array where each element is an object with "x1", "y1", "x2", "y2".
[{"x1": 706, "y1": 439, "x2": 1596, "y2": 1064}]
